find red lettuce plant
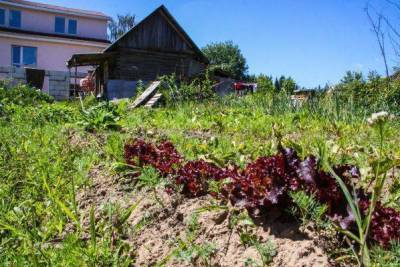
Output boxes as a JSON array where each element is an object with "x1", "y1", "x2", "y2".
[
  {"x1": 175, "y1": 160, "x2": 223, "y2": 197},
  {"x1": 124, "y1": 139, "x2": 182, "y2": 176},
  {"x1": 359, "y1": 200, "x2": 400, "y2": 248},
  {"x1": 123, "y1": 138, "x2": 400, "y2": 248},
  {"x1": 224, "y1": 155, "x2": 290, "y2": 215}
]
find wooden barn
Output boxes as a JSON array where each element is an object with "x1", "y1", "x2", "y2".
[{"x1": 67, "y1": 5, "x2": 209, "y2": 99}]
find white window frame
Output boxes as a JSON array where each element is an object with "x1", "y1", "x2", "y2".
[
  {"x1": 11, "y1": 45, "x2": 37, "y2": 68},
  {"x1": 0, "y1": 8, "x2": 23, "y2": 28},
  {"x1": 55, "y1": 16, "x2": 78, "y2": 35}
]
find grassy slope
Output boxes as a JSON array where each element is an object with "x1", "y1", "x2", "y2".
[{"x1": 0, "y1": 93, "x2": 399, "y2": 265}]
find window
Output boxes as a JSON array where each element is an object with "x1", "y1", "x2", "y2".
[
  {"x1": 9, "y1": 10, "x2": 21, "y2": 28},
  {"x1": 23, "y1": 47, "x2": 37, "y2": 66},
  {"x1": 0, "y1": 9, "x2": 5, "y2": 25},
  {"x1": 12, "y1": 46, "x2": 21, "y2": 67},
  {"x1": 55, "y1": 17, "x2": 65, "y2": 33},
  {"x1": 12, "y1": 45, "x2": 37, "y2": 67},
  {"x1": 68, "y1": 19, "x2": 77, "y2": 34}
]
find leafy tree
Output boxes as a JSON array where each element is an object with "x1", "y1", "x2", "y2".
[
  {"x1": 256, "y1": 74, "x2": 274, "y2": 93},
  {"x1": 281, "y1": 77, "x2": 297, "y2": 95},
  {"x1": 108, "y1": 14, "x2": 136, "y2": 42},
  {"x1": 202, "y1": 41, "x2": 248, "y2": 80},
  {"x1": 341, "y1": 71, "x2": 364, "y2": 84}
]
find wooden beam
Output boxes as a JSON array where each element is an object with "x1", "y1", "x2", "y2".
[{"x1": 118, "y1": 47, "x2": 195, "y2": 57}]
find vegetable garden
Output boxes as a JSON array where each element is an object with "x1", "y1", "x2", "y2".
[{"x1": 0, "y1": 80, "x2": 399, "y2": 266}]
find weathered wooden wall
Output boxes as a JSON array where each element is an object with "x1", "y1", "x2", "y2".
[
  {"x1": 115, "y1": 12, "x2": 192, "y2": 53},
  {"x1": 109, "y1": 50, "x2": 205, "y2": 81},
  {"x1": 106, "y1": 9, "x2": 206, "y2": 81}
]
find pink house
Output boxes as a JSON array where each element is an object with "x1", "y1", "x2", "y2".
[{"x1": 0, "y1": 0, "x2": 110, "y2": 93}]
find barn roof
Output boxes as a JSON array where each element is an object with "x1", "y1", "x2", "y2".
[{"x1": 104, "y1": 5, "x2": 209, "y2": 64}]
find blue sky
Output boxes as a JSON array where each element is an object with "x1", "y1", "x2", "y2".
[{"x1": 42, "y1": 0, "x2": 397, "y2": 87}]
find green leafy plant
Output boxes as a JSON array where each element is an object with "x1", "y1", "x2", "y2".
[
  {"x1": 0, "y1": 83, "x2": 54, "y2": 106},
  {"x1": 79, "y1": 101, "x2": 121, "y2": 132},
  {"x1": 320, "y1": 112, "x2": 396, "y2": 267},
  {"x1": 159, "y1": 213, "x2": 217, "y2": 266},
  {"x1": 289, "y1": 191, "x2": 328, "y2": 228},
  {"x1": 136, "y1": 166, "x2": 166, "y2": 208}
]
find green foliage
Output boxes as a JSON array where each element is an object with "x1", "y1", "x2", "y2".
[
  {"x1": 0, "y1": 83, "x2": 54, "y2": 106},
  {"x1": 137, "y1": 166, "x2": 164, "y2": 189},
  {"x1": 371, "y1": 242, "x2": 400, "y2": 266},
  {"x1": 281, "y1": 77, "x2": 297, "y2": 95},
  {"x1": 202, "y1": 41, "x2": 248, "y2": 79},
  {"x1": 135, "y1": 80, "x2": 145, "y2": 98},
  {"x1": 160, "y1": 213, "x2": 217, "y2": 266},
  {"x1": 159, "y1": 72, "x2": 215, "y2": 105},
  {"x1": 256, "y1": 74, "x2": 274, "y2": 94},
  {"x1": 79, "y1": 101, "x2": 121, "y2": 132},
  {"x1": 289, "y1": 191, "x2": 328, "y2": 227},
  {"x1": 1, "y1": 76, "x2": 400, "y2": 266},
  {"x1": 271, "y1": 75, "x2": 298, "y2": 93},
  {"x1": 136, "y1": 166, "x2": 166, "y2": 207},
  {"x1": 33, "y1": 104, "x2": 78, "y2": 125},
  {"x1": 230, "y1": 211, "x2": 277, "y2": 266},
  {"x1": 239, "y1": 230, "x2": 276, "y2": 266},
  {"x1": 334, "y1": 70, "x2": 400, "y2": 113},
  {"x1": 0, "y1": 105, "x2": 99, "y2": 265},
  {"x1": 108, "y1": 13, "x2": 135, "y2": 41}
]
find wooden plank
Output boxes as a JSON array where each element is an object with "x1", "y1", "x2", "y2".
[{"x1": 129, "y1": 81, "x2": 161, "y2": 109}]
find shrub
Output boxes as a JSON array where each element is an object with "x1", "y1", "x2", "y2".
[
  {"x1": 78, "y1": 101, "x2": 121, "y2": 132},
  {"x1": 159, "y1": 72, "x2": 215, "y2": 105},
  {"x1": 33, "y1": 104, "x2": 78, "y2": 125},
  {"x1": 0, "y1": 83, "x2": 54, "y2": 106}
]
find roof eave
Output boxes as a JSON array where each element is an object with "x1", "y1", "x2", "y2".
[{"x1": 1, "y1": 0, "x2": 111, "y2": 20}]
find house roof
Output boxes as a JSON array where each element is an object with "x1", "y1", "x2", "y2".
[
  {"x1": 0, "y1": 26, "x2": 110, "y2": 44},
  {"x1": 104, "y1": 5, "x2": 209, "y2": 64},
  {"x1": 2, "y1": 0, "x2": 110, "y2": 20}
]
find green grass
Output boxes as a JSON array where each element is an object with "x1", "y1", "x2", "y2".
[{"x1": 0, "y1": 87, "x2": 399, "y2": 265}]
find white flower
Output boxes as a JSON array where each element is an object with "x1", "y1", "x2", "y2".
[{"x1": 367, "y1": 111, "x2": 395, "y2": 126}]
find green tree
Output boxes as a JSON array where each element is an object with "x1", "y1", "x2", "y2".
[
  {"x1": 202, "y1": 41, "x2": 248, "y2": 80},
  {"x1": 281, "y1": 77, "x2": 297, "y2": 94},
  {"x1": 256, "y1": 74, "x2": 274, "y2": 93},
  {"x1": 108, "y1": 14, "x2": 136, "y2": 42},
  {"x1": 274, "y1": 78, "x2": 280, "y2": 91},
  {"x1": 341, "y1": 71, "x2": 364, "y2": 84}
]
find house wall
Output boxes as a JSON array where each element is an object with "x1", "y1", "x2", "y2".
[
  {"x1": 0, "y1": 34, "x2": 107, "y2": 91},
  {"x1": 0, "y1": 1, "x2": 110, "y2": 95},
  {"x1": 0, "y1": 66, "x2": 86, "y2": 100},
  {"x1": 0, "y1": 2, "x2": 108, "y2": 40}
]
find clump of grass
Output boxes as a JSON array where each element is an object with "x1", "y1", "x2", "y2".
[{"x1": 289, "y1": 191, "x2": 328, "y2": 228}]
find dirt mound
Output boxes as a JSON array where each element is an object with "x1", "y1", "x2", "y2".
[{"x1": 76, "y1": 166, "x2": 330, "y2": 267}]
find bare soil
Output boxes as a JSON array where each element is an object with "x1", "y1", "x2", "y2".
[{"x1": 75, "y1": 165, "x2": 330, "y2": 267}]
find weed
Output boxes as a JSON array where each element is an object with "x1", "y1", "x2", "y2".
[
  {"x1": 289, "y1": 191, "x2": 328, "y2": 228},
  {"x1": 137, "y1": 166, "x2": 166, "y2": 207},
  {"x1": 159, "y1": 213, "x2": 217, "y2": 266},
  {"x1": 79, "y1": 101, "x2": 121, "y2": 132}
]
